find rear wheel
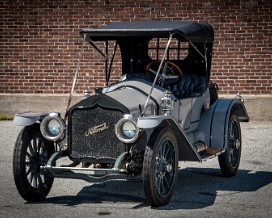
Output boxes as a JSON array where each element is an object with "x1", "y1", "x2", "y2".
[
  {"x1": 143, "y1": 127, "x2": 178, "y2": 207},
  {"x1": 218, "y1": 113, "x2": 242, "y2": 177},
  {"x1": 13, "y1": 124, "x2": 55, "y2": 201}
]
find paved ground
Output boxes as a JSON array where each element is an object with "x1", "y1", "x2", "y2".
[{"x1": 0, "y1": 121, "x2": 271, "y2": 218}]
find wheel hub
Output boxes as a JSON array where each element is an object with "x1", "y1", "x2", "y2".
[
  {"x1": 157, "y1": 157, "x2": 173, "y2": 174},
  {"x1": 235, "y1": 139, "x2": 241, "y2": 150},
  {"x1": 164, "y1": 163, "x2": 173, "y2": 173}
]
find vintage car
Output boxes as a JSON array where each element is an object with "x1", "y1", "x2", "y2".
[{"x1": 13, "y1": 21, "x2": 249, "y2": 207}]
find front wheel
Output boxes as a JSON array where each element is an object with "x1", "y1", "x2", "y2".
[
  {"x1": 143, "y1": 127, "x2": 178, "y2": 207},
  {"x1": 13, "y1": 123, "x2": 55, "y2": 201},
  {"x1": 218, "y1": 113, "x2": 242, "y2": 177}
]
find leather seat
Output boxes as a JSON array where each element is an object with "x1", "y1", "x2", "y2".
[{"x1": 171, "y1": 74, "x2": 206, "y2": 99}]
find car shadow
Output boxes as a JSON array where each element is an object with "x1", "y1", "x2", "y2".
[
  {"x1": 35, "y1": 167, "x2": 272, "y2": 210},
  {"x1": 161, "y1": 167, "x2": 272, "y2": 210}
]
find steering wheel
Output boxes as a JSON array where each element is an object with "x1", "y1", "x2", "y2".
[{"x1": 146, "y1": 60, "x2": 182, "y2": 86}]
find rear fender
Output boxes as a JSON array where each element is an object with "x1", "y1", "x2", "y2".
[
  {"x1": 13, "y1": 112, "x2": 57, "y2": 126},
  {"x1": 197, "y1": 98, "x2": 249, "y2": 150}
]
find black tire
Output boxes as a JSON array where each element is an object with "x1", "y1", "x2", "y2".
[
  {"x1": 13, "y1": 123, "x2": 55, "y2": 202},
  {"x1": 218, "y1": 113, "x2": 242, "y2": 177},
  {"x1": 143, "y1": 127, "x2": 178, "y2": 207}
]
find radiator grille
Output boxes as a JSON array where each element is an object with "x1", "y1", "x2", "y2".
[{"x1": 69, "y1": 106, "x2": 125, "y2": 161}]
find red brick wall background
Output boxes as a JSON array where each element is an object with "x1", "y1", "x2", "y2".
[{"x1": 1, "y1": 0, "x2": 271, "y2": 95}]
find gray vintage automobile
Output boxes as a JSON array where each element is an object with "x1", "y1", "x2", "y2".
[{"x1": 13, "y1": 21, "x2": 249, "y2": 207}]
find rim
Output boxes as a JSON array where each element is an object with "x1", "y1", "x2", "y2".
[
  {"x1": 25, "y1": 134, "x2": 50, "y2": 189},
  {"x1": 155, "y1": 138, "x2": 176, "y2": 197},
  {"x1": 227, "y1": 119, "x2": 241, "y2": 169}
]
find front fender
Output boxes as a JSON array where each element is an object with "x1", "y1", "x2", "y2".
[
  {"x1": 138, "y1": 116, "x2": 201, "y2": 162},
  {"x1": 13, "y1": 112, "x2": 57, "y2": 126}
]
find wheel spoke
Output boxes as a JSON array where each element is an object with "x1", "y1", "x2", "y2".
[
  {"x1": 155, "y1": 173, "x2": 161, "y2": 191},
  {"x1": 28, "y1": 141, "x2": 35, "y2": 155},
  {"x1": 32, "y1": 174, "x2": 38, "y2": 187},
  {"x1": 155, "y1": 156, "x2": 160, "y2": 168},
  {"x1": 160, "y1": 141, "x2": 166, "y2": 158},
  {"x1": 167, "y1": 149, "x2": 174, "y2": 164},
  {"x1": 37, "y1": 139, "x2": 42, "y2": 154},
  {"x1": 160, "y1": 142, "x2": 164, "y2": 157},
  {"x1": 41, "y1": 145, "x2": 48, "y2": 156},
  {"x1": 26, "y1": 166, "x2": 31, "y2": 176},
  {"x1": 164, "y1": 142, "x2": 171, "y2": 158},
  {"x1": 163, "y1": 175, "x2": 170, "y2": 189},
  {"x1": 230, "y1": 150, "x2": 235, "y2": 167},
  {"x1": 235, "y1": 147, "x2": 240, "y2": 158},
  {"x1": 26, "y1": 163, "x2": 32, "y2": 176},
  {"x1": 37, "y1": 173, "x2": 43, "y2": 187},
  {"x1": 28, "y1": 172, "x2": 34, "y2": 185},
  {"x1": 26, "y1": 151, "x2": 32, "y2": 159},
  {"x1": 32, "y1": 137, "x2": 38, "y2": 153},
  {"x1": 160, "y1": 176, "x2": 165, "y2": 195},
  {"x1": 25, "y1": 150, "x2": 33, "y2": 176}
]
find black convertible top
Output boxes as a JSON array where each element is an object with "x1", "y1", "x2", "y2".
[{"x1": 80, "y1": 21, "x2": 214, "y2": 43}]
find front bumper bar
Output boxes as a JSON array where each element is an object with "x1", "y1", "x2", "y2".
[{"x1": 41, "y1": 151, "x2": 142, "y2": 183}]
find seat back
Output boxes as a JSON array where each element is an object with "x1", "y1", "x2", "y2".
[{"x1": 171, "y1": 74, "x2": 207, "y2": 99}]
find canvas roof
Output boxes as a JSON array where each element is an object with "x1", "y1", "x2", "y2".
[{"x1": 80, "y1": 21, "x2": 214, "y2": 43}]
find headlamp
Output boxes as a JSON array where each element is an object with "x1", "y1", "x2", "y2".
[
  {"x1": 115, "y1": 114, "x2": 140, "y2": 144},
  {"x1": 40, "y1": 113, "x2": 65, "y2": 142}
]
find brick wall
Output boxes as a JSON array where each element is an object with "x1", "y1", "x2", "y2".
[{"x1": 0, "y1": 0, "x2": 271, "y2": 95}]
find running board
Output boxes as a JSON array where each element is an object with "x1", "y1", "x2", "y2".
[{"x1": 194, "y1": 141, "x2": 224, "y2": 161}]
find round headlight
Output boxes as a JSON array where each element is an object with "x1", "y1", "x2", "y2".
[
  {"x1": 40, "y1": 113, "x2": 65, "y2": 142},
  {"x1": 115, "y1": 115, "x2": 140, "y2": 143},
  {"x1": 48, "y1": 119, "x2": 61, "y2": 136},
  {"x1": 121, "y1": 121, "x2": 137, "y2": 138}
]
